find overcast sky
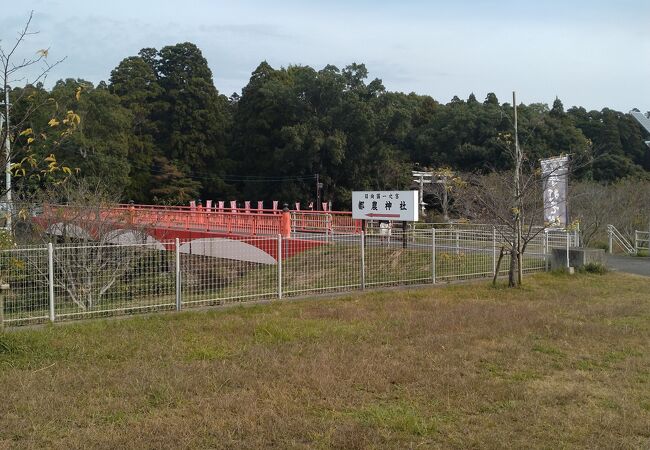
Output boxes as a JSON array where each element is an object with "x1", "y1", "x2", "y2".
[{"x1": 2, "y1": 0, "x2": 649, "y2": 112}]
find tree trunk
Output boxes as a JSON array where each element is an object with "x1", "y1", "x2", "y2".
[
  {"x1": 508, "y1": 244, "x2": 518, "y2": 287},
  {"x1": 492, "y1": 246, "x2": 505, "y2": 286}
]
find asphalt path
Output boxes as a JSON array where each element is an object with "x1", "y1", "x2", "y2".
[{"x1": 606, "y1": 255, "x2": 650, "y2": 277}]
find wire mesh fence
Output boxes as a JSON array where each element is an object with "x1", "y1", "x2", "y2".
[
  {"x1": 0, "y1": 245, "x2": 50, "y2": 325},
  {"x1": 281, "y1": 233, "x2": 362, "y2": 296},
  {"x1": 52, "y1": 241, "x2": 177, "y2": 320},
  {"x1": 181, "y1": 236, "x2": 279, "y2": 307},
  {"x1": 1, "y1": 226, "x2": 566, "y2": 327}
]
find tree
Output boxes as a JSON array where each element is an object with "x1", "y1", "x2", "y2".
[
  {"x1": 1, "y1": 12, "x2": 78, "y2": 228},
  {"x1": 25, "y1": 178, "x2": 156, "y2": 310},
  {"x1": 149, "y1": 156, "x2": 201, "y2": 204},
  {"x1": 458, "y1": 94, "x2": 581, "y2": 287},
  {"x1": 45, "y1": 79, "x2": 132, "y2": 189},
  {"x1": 426, "y1": 167, "x2": 464, "y2": 222},
  {"x1": 109, "y1": 56, "x2": 162, "y2": 201},
  {"x1": 153, "y1": 43, "x2": 233, "y2": 200},
  {"x1": 571, "y1": 179, "x2": 650, "y2": 246}
]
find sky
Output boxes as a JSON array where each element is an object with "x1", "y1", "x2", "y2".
[{"x1": 2, "y1": 0, "x2": 649, "y2": 112}]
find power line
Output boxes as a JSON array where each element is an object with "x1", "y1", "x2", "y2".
[{"x1": 148, "y1": 166, "x2": 318, "y2": 183}]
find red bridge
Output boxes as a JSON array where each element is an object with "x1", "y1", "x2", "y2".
[{"x1": 36, "y1": 204, "x2": 362, "y2": 264}]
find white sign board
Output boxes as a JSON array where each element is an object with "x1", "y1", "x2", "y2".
[{"x1": 352, "y1": 190, "x2": 419, "y2": 221}]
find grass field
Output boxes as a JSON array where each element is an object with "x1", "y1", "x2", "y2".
[{"x1": 1, "y1": 272, "x2": 649, "y2": 448}]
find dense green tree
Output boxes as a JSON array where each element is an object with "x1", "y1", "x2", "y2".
[
  {"x1": 49, "y1": 79, "x2": 132, "y2": 191},
  {"x1": 109, "y1": 56, "x2": 162, "y2": 201},
  {"x1": 7, "y1": 40, "x2": 649, "y2": 207}
]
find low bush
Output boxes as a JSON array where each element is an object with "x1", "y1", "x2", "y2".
[{"x1": 579, "y1": 262, "x2": 608, "y2": 274}]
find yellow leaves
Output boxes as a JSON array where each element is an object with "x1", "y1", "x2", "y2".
[
  {"x1": 20, "y1": 128, "x2": 37, "y2": 145},
  {"x1": 48, "y1": 118, "x2": 60, "y2": 127},
  {"x1": 18, "y1": 208, "x2": 29, "y2": 221},
  {"x1": 75, "y1": 87, "x2": 82, "y2": 101},
  {"x1": 10, "y1": 152, "x2": 78, "y2": 183},
  {"x1": 65, "y1": 111, "x2": 81, "y2": 125}
]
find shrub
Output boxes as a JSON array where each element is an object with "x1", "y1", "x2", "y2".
[{"x1": 579, "y1": 262, "x2": 608, "y2": 275}]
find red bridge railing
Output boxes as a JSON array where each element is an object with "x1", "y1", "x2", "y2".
[{"x1": 39, "y1": 204, "x2": 362, "y2": 237}]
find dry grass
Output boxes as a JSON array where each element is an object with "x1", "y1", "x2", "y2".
[{"x1": 1, "y1": 272, "x2": 649, "y2": 449}]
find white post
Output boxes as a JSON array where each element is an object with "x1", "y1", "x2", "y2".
[
  {"x1": 455, "y1": 230, "x2": 460, "y2": 255},
  {"x1": 327, "y1": 214, "x2": 333, "y2": 242},
  {"x1": 175, "y1": 238, "x2": 181, "y2": 311},
  {"x1": 634, "y1": 231, "x2": 638, "y2": 254},
  {"x1": 360, "y1": 231, "x2": 366, "y2": 289},
  {"x1": 608, "y1": 227, "x2": 613, "y2": 254},
  {"x1": 277, "y1": 235, "x2": 282, "y2": 299},
  {"x1": 544, "y1": 231, "x2": 549, "y2": 272},
  {"x1": 566, "y1": 232, "x2": 570, "y2": 269},
  {"x1": 492, "y1": 226, "x2": 497, "y2": 277},
  {"x1": 47, "y1": 243, "x2": 55, "y2": 322},
  {"x1": 432, "y1": 228, "x2": 436, "y2": 284}
]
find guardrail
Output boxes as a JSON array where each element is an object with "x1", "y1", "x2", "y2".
[
  {"x1": 39, "y1": 204, "x2": 362, "y2": 237},
  {"x1": 608, "y1": 224, "x2": 636, "y2": 255}
]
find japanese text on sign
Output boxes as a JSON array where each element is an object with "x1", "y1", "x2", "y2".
[
  {"x1": 540, "y1": 156, "x2": 569, "y2": 227},
  {"x1": 352, "y1": 191, "x2": 419, "y2": 221}
]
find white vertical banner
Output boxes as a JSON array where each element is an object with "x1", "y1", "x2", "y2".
[{"x1": 541, "y1": 156, "x2": 569, "y2": 227}]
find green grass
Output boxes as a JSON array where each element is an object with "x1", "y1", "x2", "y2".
[{"x1": 1, "y1": 272, "x2": 649, "y2": 448}]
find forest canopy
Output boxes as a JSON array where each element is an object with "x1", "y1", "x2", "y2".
[{"x1": 5, "y1": 42, "x2": 649, "y2": 207}]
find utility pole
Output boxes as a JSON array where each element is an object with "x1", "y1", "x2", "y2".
[
  {"x1": 513, "y1": 91, "x2": 523, "y2": 286},
  {"x1": 1, "y1": 85, "x2": 11, "y2": 231}
]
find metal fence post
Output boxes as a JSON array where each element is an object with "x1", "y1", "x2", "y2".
[
  {"x1": 175, "y1": 238, "x2": 181, "y2": 311},
  {"x1": 360, "y1": 231, "x2": 366, "y2": 290},
  {"x1": 432, "y1": 228, "x2": 436, "y2": 284},
  {"x1": 455, "y1": 230, "x2": 460, "y2": 255},
  {"x1": 608, "y1": 226, "x2": 613, "y2": 254},
  {"x1": 566, "y1": 232, "x2": 570, "y2": 269},
  {"x1": 278, "y1": 234, "x2": 283, "y2": 299},
  {"x1": 48, "y1": 242, "x2": 55, "y2": 322},
  {"x1": 0, "y1": 284, "x2": 5, "y2": 330},
  {"x1": 544, "y1": 231, "x2": 549, "y2": 272},
  {"x1": 492, "y1": 226, "x2": 497, "y2": 277}
]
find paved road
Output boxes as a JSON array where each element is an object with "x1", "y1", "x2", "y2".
[{"x1": 606, "y1": 255, "x2": 650, "y2": 277}]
